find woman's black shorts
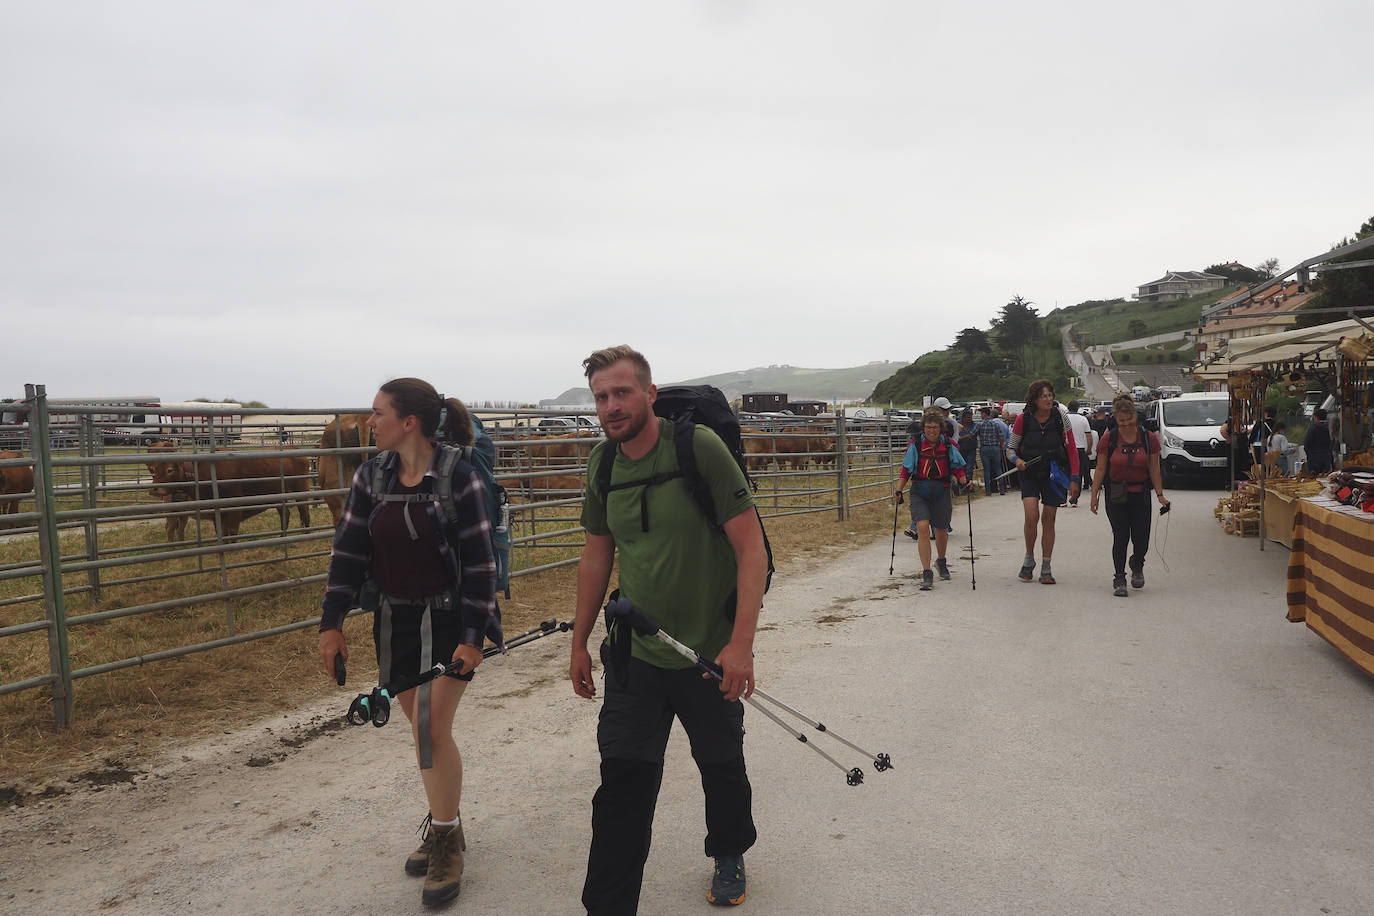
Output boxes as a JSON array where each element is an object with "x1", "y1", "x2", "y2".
[
  {"x1": 373, "y1": 597, "x2": 474, "y2": 684},
  {"x1": 1019, "y1": 470, "x2": 1067, "y2": 507}
]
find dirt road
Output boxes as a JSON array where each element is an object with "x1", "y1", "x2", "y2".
[{"x1": 4, "y1": 487, "x2": 1373, "y2": 915}]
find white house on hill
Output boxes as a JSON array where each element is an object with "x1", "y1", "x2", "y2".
[{"x1": 1134, "y1": 270, "x2": 1226, "y2": 303}]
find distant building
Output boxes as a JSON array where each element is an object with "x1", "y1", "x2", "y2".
[
  {"x1": 1135, "y1": 270, "x2": 1226, "y2": 303},
  {"x1": 786, "y1": 399, "x2": 827, "y2": 416},
  {"x1": 1195, "y1": 280, "x2": 1314, "y2": 358},
  {"x1": 742, "y1": 392, "x2": 787, "y2": 413}
]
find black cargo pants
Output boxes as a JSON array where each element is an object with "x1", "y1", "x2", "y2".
[{"x1": 582, "y1": 653, "x2": 757, "y2": 915}]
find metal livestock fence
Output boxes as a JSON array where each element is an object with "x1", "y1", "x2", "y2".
[{"x1": 0, "y1": 385, "x2": 904, "y2": 726}]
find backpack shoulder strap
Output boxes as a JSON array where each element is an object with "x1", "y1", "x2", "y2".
[
  {"x1": 371, "y1": 450, "x2": 394, "y2": 498},
  {"x1": 434, "y1": 444, "x2": 463, "y2": 525},
  {"x1": 673, "y1": 422, "x2": 717, "y2": 525}
]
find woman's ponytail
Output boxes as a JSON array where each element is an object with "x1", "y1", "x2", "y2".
[{"x1": 437, "y1": 397, "x2": 474, "y2": 447}]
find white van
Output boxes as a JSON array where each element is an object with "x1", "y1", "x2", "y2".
[{"x1": 1142, "y1": 393, "x2": 1231, "y2": 487}]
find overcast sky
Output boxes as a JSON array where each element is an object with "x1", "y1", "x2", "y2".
[{"x1": 3, "y1": 1, "x2": 1370, "y2": 407}]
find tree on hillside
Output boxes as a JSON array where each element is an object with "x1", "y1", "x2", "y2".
[
  {"x1": 991, "y1": 295, "x2": 1039, "y2": 371},
  {"x1": 1206, "y1": 262, "x2": 1264, "y2": 284},
  {"x1": 1256, "y1": 257, "x2": 1280, "y2": 280},
  {"x1": 1298, "y1": 216, "x2": 1374, "y2": 327},
  {"x1": 951, "y1": 327, "x2": 991, "y2": 355},
  {"x1": 1128, "y1": 318, "x2": 1149, "y2": 338}
]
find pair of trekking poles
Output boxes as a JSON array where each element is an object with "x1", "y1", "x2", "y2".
[
  {"x1": 889, "y1": 482, "x2": 978, "y2": 590},
  {"x1": 343, "y1": 618, "x2": 574, "y2": 727},
  {"x1": 604, "y1": 598, "x2": 893, "y2": 787}
]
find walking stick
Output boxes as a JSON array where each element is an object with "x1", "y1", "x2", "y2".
[
  {"x1": 889, "y1": 490, "x2": 903, "y2": 575},
  {"x1": 345, "y1": 619, "x2": 573, "y2": 727},
  {"x1": 966, "y1": 483, "x2": 976, "y2": 590},
  {"x1": 605, "y1": 598, "x2": 893, "y2": 787}
]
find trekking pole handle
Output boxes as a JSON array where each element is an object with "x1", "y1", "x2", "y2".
[
  {"x1": 604, "y1": 597, "x2": 661, "y2": 637},
  {"x1": 333, "y1": 653, "x2": 346, "y2": 687}
]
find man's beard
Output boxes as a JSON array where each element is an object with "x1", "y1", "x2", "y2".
[{"x1": 606, "y1": 409, "x2": 651, "y2": 444}]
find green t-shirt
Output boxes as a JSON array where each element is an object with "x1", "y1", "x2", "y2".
[{"x1": 581, "y1": 417, "x2": 755, "y2": 669}]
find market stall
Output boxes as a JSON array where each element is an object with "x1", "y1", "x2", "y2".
[{"x1": 1286, "y1": 491, "x2": 1374, "y2": 678}]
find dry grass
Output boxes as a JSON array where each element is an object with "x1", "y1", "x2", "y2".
[{"x1": 0, "y1": 487, "x2": 898, "y2": 800}]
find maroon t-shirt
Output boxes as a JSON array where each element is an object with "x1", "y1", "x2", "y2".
[
  {"x1": 1103, "y1": 430, "x2": 1160, "y2": 493},
  {"x1": 370, "y1": 479, "x2": 452, "y2": 600}
]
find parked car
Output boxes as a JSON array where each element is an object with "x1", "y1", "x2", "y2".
[
  {"x1": 1142, "y1": 393, "x2": 1231, "y2": 487},
  {"x1": 536, "y1": 416, "x2": 599, "y2": 433}
]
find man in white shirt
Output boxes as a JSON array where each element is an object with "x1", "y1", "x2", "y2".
[{"x1": 1065, "y1": 400, "x2": 1093, "y2": 507}]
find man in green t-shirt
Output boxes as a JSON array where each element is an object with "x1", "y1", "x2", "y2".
[{"x1": 570, "y1": 345, "x2": 768, "y2": 913}]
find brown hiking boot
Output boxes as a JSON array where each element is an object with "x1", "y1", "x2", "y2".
[
  {"x1": 422, "y1": 824, "x2": 464, "y2": 907},
  {"x1": 406, "y1": 814, "x2": 466, "y2": 877}
]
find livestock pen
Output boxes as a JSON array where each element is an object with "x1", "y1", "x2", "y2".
[{"x1": 1, "y1": 387, "x2": 904, "y2": 727}]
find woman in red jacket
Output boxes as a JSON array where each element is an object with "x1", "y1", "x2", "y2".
[{"x1": 1007, "y1": 379, "x2": 1080, "y2": 584}]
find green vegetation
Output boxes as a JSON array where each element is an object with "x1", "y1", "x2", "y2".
[
  {"x1": 549, "y1": 361, "x2": 911, "y2": 405},
  {"x1": 872, "y1": 296, "x2": 1074, "y2": 405},
  {"x1": 1112, "y1": 340, "x2": 1194, "y2": 365},
  {"x1": 1297, "y1": 215, "x2": 1374, "y2": 328},
  {"x1": 1061, "y1": 285, "x2": 1239, "y2": 347},
  {"x1": 191, "y1": 397, "x2": 269, "y2": 408}
]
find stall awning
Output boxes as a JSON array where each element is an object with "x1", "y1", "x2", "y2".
[{"x1": 1191, "y1": 318, "x2": 1372, "y2": 380}]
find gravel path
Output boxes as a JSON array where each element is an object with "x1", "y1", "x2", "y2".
[{"x1": 4, "y1": 487, "x2": 1373, "y2": 915}]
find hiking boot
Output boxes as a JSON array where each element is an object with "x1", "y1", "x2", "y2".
[
  {"x1": 1039, "y1": 567, "x2": 1056, "y2": 585},
  {"x1": 406, "y1": 814, "x2": 465, "y2": 877},
  {"x1": 936, "y1": 557, "x2": 951, "y2": 581},
  {"x1": 1113, "y1": 574, "x2": 1128, "y2": 598},
  {"x1": 919, "y1": 569, "x2": 934, "y2": 591},
  {"x1": 421, "y1": 824, "x2": 464, "y2": 907},
  {"x1": 1130, "y1": 566, "x2": 1145, "y2": 589},
  {"x1": 1018, "y1": 560, "x2": 1035, "y2": 582},
  {"x1": 708, "y1": 854, "x2": 747, "y2": 906}
]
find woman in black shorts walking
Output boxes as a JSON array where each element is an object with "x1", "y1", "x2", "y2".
[
  {"x1": 1007, "y1": 379, "x2": 1080, "y2": 584},
  {"x1": 317, "y1": 378, "x2": 501, "y2": 909}
]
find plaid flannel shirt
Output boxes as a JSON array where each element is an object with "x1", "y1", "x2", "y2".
[{"x1": 319, "y1": 448, "x2": 501, "y2": 650}]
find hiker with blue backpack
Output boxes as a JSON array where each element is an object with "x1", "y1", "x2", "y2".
[
  {"x1": 1007, "y1": 379, "x2": 1080, "y2": 585},
  {"x1": 569, "y1": 345, "x2": 770, "y2": 912},
  {"x1": 317, "y1": 377, "x2": 507, "y2": 910},
  {"x1": 893, "y1": 412, "x2": 970, "y2": 591}
]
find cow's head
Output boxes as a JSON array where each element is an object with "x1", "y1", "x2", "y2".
[{"x1": 145, "y1": 441, "x2": 188, "y2": 498}]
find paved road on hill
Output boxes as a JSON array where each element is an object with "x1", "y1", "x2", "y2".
[{"x1": 5, "y1": 487, "x2": 1373, "y2": 915}]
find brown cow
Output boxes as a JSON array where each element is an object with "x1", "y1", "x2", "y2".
[
  {"x1": 0, "y1": 450, "x2": 34, "y2": 519},
  {"x1": 145, "y1": 440, "x2": 191, "y2": 541},
  {"x1": 742, "y1": 434, "x2": 776, "y2": 471},
  {"x1": 146, "y1": 444, "x2": 312, "y2": 539},
  {"x1": 317, "y1": 414, "x2": 373, "y2": 527}
]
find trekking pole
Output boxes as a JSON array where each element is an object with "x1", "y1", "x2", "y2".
[
  {"x1": 346, "y1": 619, "x2": 573, "y2": 727},
  {"x1": 604, "y1": 598, "x2": 893, "y2": 787},
  {"x1": 992, "y1": 454, "x2": 1040, "y2": 483},
  {"x1": 889, "y1": 490, "x2": 902, "y2": 575},
  {"x1": 966, "y1": 483, "x2": 976, "y2": 591}
]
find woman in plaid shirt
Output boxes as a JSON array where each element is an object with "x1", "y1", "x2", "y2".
[{"x1": 317, "y1": 377, "x2": 500, "y2": 909}]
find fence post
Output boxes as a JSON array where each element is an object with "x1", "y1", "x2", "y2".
[
  {"x1": 834, "y1": 414, "x2": 849, "y2": 520},
  {"x1": 79, "y1": 415, "x2": 102, "y2": 602},
  {"x1": 26, "y1": 384, "x2": 74, "y2": 728}
]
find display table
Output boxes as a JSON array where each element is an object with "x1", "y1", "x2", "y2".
[{"x1": 1286, "y1": 495, "x2": 1374, "y2": 677}]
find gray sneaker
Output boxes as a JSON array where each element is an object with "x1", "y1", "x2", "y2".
[
  {"x1": 936, "y1": 557, "x2": 951, "y2": 580},
  {"x1": 919, "y1": 569, "x2": 934, "y2": 591},
  {"x1": 1130, "y1": 566, "x2": 1145, "y2": 589},
  {"x1": 1113, "y1": 574, "x2": 1128, "y2": 598},
  {"x1": 708, "y1": 854, "x2": 747, "y2": 906}
]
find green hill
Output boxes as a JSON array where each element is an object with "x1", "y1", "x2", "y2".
[
  {"x1": 871, "y1": 285, "x2": 1242, "y2": 407},
  {"x1": 546, "y1": 361, "x2": 909, "y2": 406}
]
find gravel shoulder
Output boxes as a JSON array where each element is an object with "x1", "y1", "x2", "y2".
[{"x1": 4, "y1": 487, "x2": 1374, "y2": 915}]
